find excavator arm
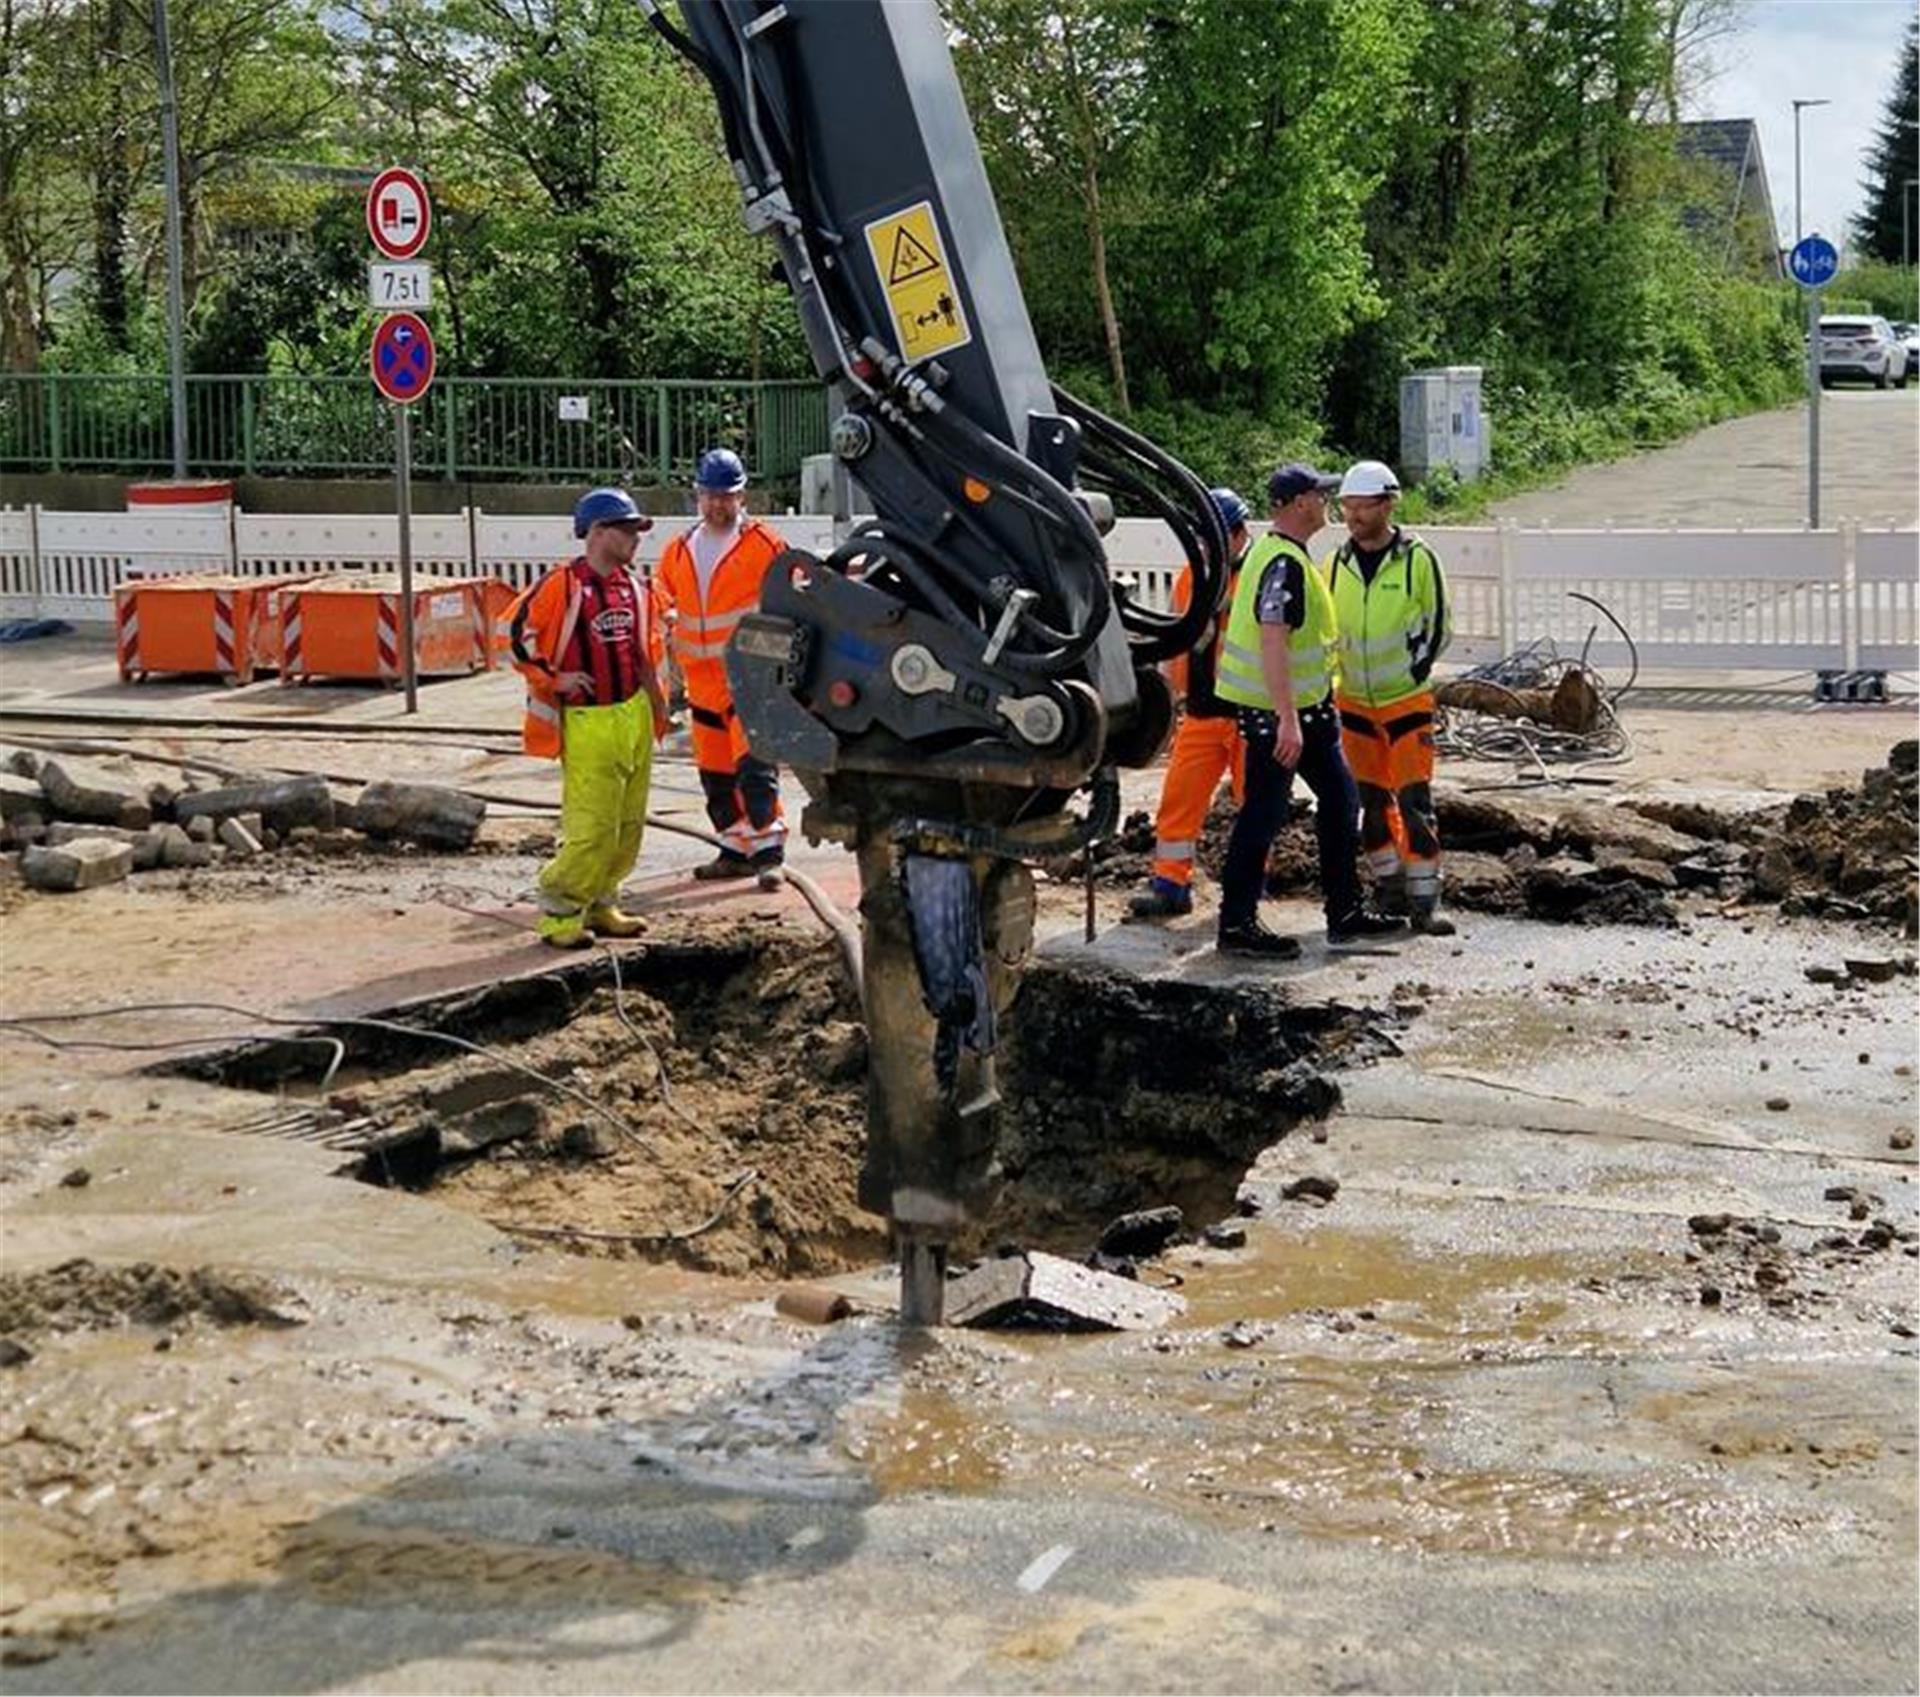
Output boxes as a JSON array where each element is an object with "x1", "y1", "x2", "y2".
[{"x1": 643, "y1": 0, "x2": 1227, "y2": 1322}]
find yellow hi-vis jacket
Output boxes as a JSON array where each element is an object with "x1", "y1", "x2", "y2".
[
  {"x1": 1326, "y1": 530, "x2": 1451, "y2": 708},
  {"x1": 1214, "y1": 533, "x2": 1337, "y2": 711}
]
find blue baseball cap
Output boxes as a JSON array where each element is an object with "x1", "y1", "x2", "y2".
[{"x1": 1266, "y1": 462, "x2": 1340, "y2": 506}]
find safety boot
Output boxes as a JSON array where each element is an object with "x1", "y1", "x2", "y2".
[
  {"x1": 1327, "y1": 906, "x2": 1407, "y2": 946},
  {"x1": 1410, "y1": 907, "x2": 1458, "y2": 937},
  {"x1": 1127, "y1": 877, "x2": 1193, "y2": 922},
  {"x1": 538, "y1": 915, "x2": 592, "y2": 950},
  {"x1": 586, "y1": 905, "x2": 645, "y2": 938},
  {"x1": 692, "y1": 851, "x2": 756, "y2": 882},
  {"x1": 1216, "y1": 920, "x2": 1301, "y2": 961},
  {"x1": 754, "y1": 856, "x2": 786, "y2": 893}
]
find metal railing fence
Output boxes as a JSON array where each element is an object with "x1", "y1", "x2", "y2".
[{"x1": 0, "y1": 373, "x2": 831, "y2": 485}]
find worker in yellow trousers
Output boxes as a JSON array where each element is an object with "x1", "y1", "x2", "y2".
[
  {"x1": 507, "y1": 487, "x2": 669, "y2": 948},
  {"x1": 1128, "y1": 488, "x2": 1253, "y2": 921}
]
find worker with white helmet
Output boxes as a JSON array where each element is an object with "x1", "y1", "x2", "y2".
[{"x1": 1327, "y1": 458, "x2": 1456, "y2": 935}]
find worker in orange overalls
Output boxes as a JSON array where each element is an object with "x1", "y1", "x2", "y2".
[
  {"x1": 654, "y1": 448, "x2": 790, "y2": 890},
  {"x1": 1128, "y1": 488, "x2": 1254, "y2": 920},
  {"x1": 507, "y1": 487, "x2": 669, "y2": 949},
  {"x1": 1327, "y1": 459, "x2": 1456, "y2": 935}
]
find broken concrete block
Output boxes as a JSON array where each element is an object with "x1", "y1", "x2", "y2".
[
  {"x1": 946, "y1": 1250, "x2": 1186, "y2": 1331},
  {"x1": 1280, "y1": 1174, "x2": 1340, "y2": 1203},
  {"x1": 0, "y1": 773, "x2": 46, "y2": 822},
  {"x1": 1203, "y1": 1220, "x2": 1248, "y2": 1250},
  {"x1": 1096, "y1": 1205, "x2": 1185, "y2": 1258},
  {"x1": 22, "y1": 836, "x2": 134, "y2": 892},
  {"x1": 347, "y1": 781, "x2": 485, "y2": 851},
  {"x1": 175, "y1": 774, "x2": 334, "y2": 834},
  {"x1": 216, "y1": 817, "x2": 263, "y2": 858},
  {"x1": 236, "y1": 812, "x2": 264, "y2": 843},
  {"x1": 1843, "y1": 956, "x2": 1901, "y2": 984},
  {"x1": 185, "y1": 814, "x2": 217, "y2": 844},
  {"x1": 1553, "y1": 803, "x2": 1702, "y2": 865},
  {"x1": 159, "y1": 827, "x2": 211, "y2": 869},
  {"x1": 5, "y1": 814, "x2": 46, "y2": 849},
  {"x1": 45, "y1": 821, "x2": 139, "y2": 847},
  {"x1": 1434, "y1": 789, "x2": 1557, "y2": 853},
  {"x1": 2, "y1": 747, "x2": 42, "y2": 780},
  {"x1": 131, "y1": 829, "x2": 166, "y2": 872},
  {"x1": 1592, "y1": 851, "x2": 1678, "y2": 890},
  {"x1": 36, "y1": 757, "x2": 151, "y2": 830}
]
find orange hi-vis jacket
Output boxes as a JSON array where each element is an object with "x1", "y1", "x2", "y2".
[
  {"x1": 1164, "y1": 555, "x2": 1242, "y2": 718},
  {"x1": 505, "y1": 560, "x2": 664, "y2": 759},
  {"x1": 654, "y1": 519, "x2": 786, "y2": 719}
]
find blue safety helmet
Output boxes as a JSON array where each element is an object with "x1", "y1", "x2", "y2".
[
  {"x1": 1209, "y1": 486, "x2": 1251, "y2": 536},
  {"x1": 694, "y1": 447, "x2": 748, "y2": 493},
  {"x1": 572, "y1": 486, "x2": 650, "y2": 539}
]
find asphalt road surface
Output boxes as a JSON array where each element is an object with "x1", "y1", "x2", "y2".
[{"x1": 1491, "y1": 389, "x2": 1920, "y2": 529}]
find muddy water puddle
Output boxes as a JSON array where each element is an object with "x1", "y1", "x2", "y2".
[{"x1": 840, "y1": 1227, "x2": 1833, "y2": 1561}]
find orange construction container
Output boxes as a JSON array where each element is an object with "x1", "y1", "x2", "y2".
[
  {"x1": 114, "y1": 575, "x2": 262, "y2": 685},
  {"x1": 250, "y1": 577, "x2": 319, "y2": 674},
  {"x1": 279, "y1": 574, "x2": 497, "y2": 686}
]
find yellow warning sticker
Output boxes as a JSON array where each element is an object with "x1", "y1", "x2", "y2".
[{"x1": 863, "y1": 200, "x2": 972, "y2": 362}]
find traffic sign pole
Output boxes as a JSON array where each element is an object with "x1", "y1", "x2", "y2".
[
  {"x1": 1788, "y1": 234, "x2": 1839, "y2": 533},
  {"x1": 1806, "y1": 289, "x2": 1821, "y2": 531},
  {"x1": 394, "y1": 401, "x2": 418, "y2": 715}
]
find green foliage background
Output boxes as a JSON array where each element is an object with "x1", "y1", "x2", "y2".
[{"x1": 4, "y1": 0, "x2": 1912, "y2": 500}]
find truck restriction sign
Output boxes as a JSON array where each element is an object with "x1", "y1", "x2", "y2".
[{"x1": 367, "y1": 167, "x2": 432, "y2": 261}]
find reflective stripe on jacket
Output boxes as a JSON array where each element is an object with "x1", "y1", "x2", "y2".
[
  {"x1": 1327, "y1": 531, "x2": 1451, "y2": 709},
  {"x1": 1214, "y1": 533, "x2": 1337, "y2": 711},
  {"x1": 654, "y1": 519, "x2": 786, "y2": 714},
  {"x1": 505, "y1": 560, "x2": 661, "y2": 759}
]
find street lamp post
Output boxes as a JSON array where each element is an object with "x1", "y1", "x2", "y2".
[
  {"x1": 153, "y1": 0, "x2": 188, "y2": 482},
  {"x1": 1792, "y1": 97, "x2": 1831, "y2": 244}
]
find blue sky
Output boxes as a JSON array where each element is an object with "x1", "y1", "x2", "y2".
[{"x1": 1692, "y1": 0, "x2": 1917, "y2": 255}]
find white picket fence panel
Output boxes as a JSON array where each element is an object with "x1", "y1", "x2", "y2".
[{"x1": 2, "y1": 504, "x2": 1913, "y2": 676}]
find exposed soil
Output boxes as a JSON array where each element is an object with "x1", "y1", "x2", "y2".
[
  {"x1": 173, "y1": 924, "x2": 1394, "y2": 1283},
  {"x1": 0, "y1": 1259, "x2": 304, "y2": 1337},
  {"x1": 1058, "y1": 795, "x2": 1322, "y2": 897}
]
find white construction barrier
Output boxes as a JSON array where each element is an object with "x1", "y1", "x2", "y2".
[{"x1": 2, "y1": 504, "x2": 1913, "y2": 677}]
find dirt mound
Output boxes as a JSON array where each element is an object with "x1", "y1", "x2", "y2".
[
  {"x1": 0, "y1": 1258, "x2": 303, "y2": 1335},
  {"x1": 1057, "y1": 796, "x2": 1323, "y2": 897},
  {"x1": 1745, "y1": 741, "x2": 1918, "y2": 932}
]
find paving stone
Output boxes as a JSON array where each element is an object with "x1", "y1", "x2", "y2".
[
  {"x1": 175, "y1": 775, "x2": 334, "y2": 834},
  {"x1": 947, "y1": 1250, "x2": 1185, "y2": 1331},
  {"x1": 347, "y1": 781, "x2": 485, "y2": 851},
  {"x1": 36, "y1": 757, "x2": 151, "y2": 829},
  {"x1": 22, "y1": 837, "x2": 134, "y2": 892},
  {"x1": 216, "y1": 818, "x2": 263, "y2": 858},
  {"x1": 0, "y1": 773, "x2": 46, "y2": 822}
]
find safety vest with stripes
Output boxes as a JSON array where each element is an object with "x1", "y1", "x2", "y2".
[
  {"x1": 504, "y1": 560, "x2": 661, "y2": 759},
  {"x1": 1326, "y1": 530, "x2": 1450, "y2": 708},
  {"x1": 1215, "y1": 534, "x2": 1337, "y2": 711},
  {"x1": 655, "y1": 519, "x2": 786, "y2": 714}
]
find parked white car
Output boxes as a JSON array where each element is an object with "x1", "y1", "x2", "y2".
[
  {"x1": 1892, "y1": 322, "x2": 1920, "y2": 377},
  {"x1": 1818, "y1": 315, "x2": 1910, "y2": 389}
]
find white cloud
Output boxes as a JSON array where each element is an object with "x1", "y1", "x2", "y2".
[{"x1": 1685, "y1": 0, "x2": 1916, "y2": 257}]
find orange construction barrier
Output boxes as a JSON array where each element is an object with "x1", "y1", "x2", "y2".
[
  {"x1": 279, "y1": 574, "x2": 498, "y2": 686},
  {"x1": 114, "y1": 575, "x2": 262, "y2": 686}
]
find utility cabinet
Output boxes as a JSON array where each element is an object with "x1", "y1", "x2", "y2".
[{"x1": 1399, "y1": 366, "x2": 1487, "y2": 483}]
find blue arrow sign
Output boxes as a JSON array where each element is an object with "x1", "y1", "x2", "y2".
[{"x1": 1788, "y1": 235, "x2": 1839, "y2": 289}]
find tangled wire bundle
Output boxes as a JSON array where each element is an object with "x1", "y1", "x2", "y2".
[{"x1": 1434, "y1": 592, "x2": 1637, "y2": 780}]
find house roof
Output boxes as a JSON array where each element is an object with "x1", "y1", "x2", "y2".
[{"x1": 1677, "y1": 118, "x2": 1783, "y2": 277}]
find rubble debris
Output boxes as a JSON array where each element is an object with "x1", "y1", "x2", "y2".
[
  {"x1": 1688, "y1": 1214, "x2": 1732, "y2": 1237},
  {"x1": 0, "y1": 1337, "x2": 31, "y2": 1367},
  {"x1": 348, "y1": 781, "x2": 486, "y2": 851},
  {"x1": 216, "y1": 817, "x2": 263, "y2": 859},
  {"x1": 1096, "y1": 1205, "x2": 1185, "y2": 1258},
  {"x1": 1522, "y1": 857, "x2": 1677, "y2": 927},
  {"x1": 0, "y1": 771, "x2": 44, "y2": 821},
  {"x1": 1280, "y1": 1174, "x2": 1340, "y2": 1204},
  {"x1": 1203, "y1": 1220, "x2": 1248, "y2": 1250},
  {"x1": 1765, "y1": 1098, "x2": 1791, "y2": 1113},
  {"x1": 175, "y1": 774, "x2": 335, "y2": 834},
  {"x1": 0, "y1": 1259, "x2": 305, "y2": 1334},
  {"x1": 946, "y1": 1250, "x2": 1186, "y2": 1331},
  {"x1": 1841, "y1": 956, "x2": 1901, "y2": 984},
  {"x1": 1437, "y1": 668, "x2": 1601, "y2": 733},
  {"x1": 35, "y1": 756, "x2": 152, "y2": 830},
  {"x1": 185, "y1": 814, "x2": 218, "y2": 844},
  {"x1": 2, "y1": 746, "x2": 42, "y2": 779},
  {"x1": 21, "y1": 836, "x2": 133, "y2": 892},
  {"x1": 1553, "y1": 804, "x2": 1702, "y2": 865},
  {"x1": 58, "y1": 1167, "x2": 91, "y2": 1189}
]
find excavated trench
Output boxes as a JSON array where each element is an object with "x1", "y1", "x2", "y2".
[{"x1": 165, "y1": 922, "x2": 1397, "y2": 1279}]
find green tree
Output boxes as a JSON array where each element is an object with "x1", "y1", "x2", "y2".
[{"x1": 1851, "y1": 16, "x2": 1918, "y2": 264}]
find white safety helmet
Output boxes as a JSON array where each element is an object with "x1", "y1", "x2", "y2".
[{"x1": 1338, "y1": 459, "x2": 1401, "y2": 498}]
